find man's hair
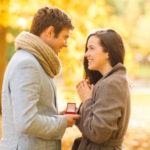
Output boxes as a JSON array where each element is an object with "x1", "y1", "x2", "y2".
[{"x1": 30, "y1": 6, "x2": 74, "y2": 36}]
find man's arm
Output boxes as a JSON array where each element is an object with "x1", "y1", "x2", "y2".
[{"x1": 10, "y1": 58, "x2": 67, "y2": 140}]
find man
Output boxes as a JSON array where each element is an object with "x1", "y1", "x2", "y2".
[{"x1": 0, "y1": 6, "x2": 80, "y2": 150}]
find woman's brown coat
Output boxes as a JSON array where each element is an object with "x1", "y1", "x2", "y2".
[{"x1": 76, "y1": 63, "x2": 131, "y2": 150}]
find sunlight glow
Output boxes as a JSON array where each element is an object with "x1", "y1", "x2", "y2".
[{"x1": 17, "y1": 18, "x2": 27, "y2": 28}]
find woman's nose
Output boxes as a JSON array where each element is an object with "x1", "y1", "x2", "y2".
[{"x1": 85, "y1": 51, "x2": 89, "y2": 57}]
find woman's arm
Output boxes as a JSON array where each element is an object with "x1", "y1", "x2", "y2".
[{"x1": 77, "y1": 79, "x2": 126, "y2": 144}]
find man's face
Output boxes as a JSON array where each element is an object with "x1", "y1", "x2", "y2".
[{"x1": 48, "y1": 28, "x2": 72, "y2": 55}]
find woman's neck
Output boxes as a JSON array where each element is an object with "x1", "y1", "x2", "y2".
[{"x1": 98, "y1": 63, "x2": 112, "y2": 76}]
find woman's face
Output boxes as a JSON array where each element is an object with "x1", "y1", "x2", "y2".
[{"x1": 85, "y1": 36, "x2": 109, "y2": 72}]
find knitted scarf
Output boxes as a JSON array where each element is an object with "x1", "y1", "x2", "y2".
[{"x1": 15, "y1": 31, "x2": 61, "y2": 78}]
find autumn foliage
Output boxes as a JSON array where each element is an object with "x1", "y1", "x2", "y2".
[{"x1": 0, "y1": 0, "x2": 150, "y2": 150}]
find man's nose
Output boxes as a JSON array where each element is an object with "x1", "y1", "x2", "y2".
[{"x1": 64, "y1": 41, "x2": 68, "y2": 47}]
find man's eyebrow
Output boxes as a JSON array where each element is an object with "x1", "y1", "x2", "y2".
[{"x1": 65, "y1": 35, "x2": 69, "y2": 38}]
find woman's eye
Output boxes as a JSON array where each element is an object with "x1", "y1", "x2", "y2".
[
  {"x1": 90, "y1": 47, "x2": 94, "y2": 50},
  {"x1": 87, "y1": 46, "x2": 94, "y2": 51}
]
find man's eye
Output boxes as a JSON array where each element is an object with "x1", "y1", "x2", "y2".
[{"x1": 65, "y1": 36, "x2": 68, "y2": 39}]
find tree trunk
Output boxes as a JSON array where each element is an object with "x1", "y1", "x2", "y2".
[{"x1": 0, "y1": 26, "x2": 7, "y2": 113}]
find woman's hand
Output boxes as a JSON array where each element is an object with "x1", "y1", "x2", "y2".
[{"x1": 76, "y1": 79, "x2": 94, "y2": 103}]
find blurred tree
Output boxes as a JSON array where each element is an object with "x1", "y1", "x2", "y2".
[
  {"x1": 2, "y1": 0, "x2": 148, "y2": 112},
  {"x1": 0, "y1": 0, "x2": 111, "y2": 111},
  {"x1": 49, "y1": 0, "x2": 111, "y2": 86},
  {"x1": 0, "y1": 0, "x2": 10, "y2": 113},
  {"x1": 108, "y1": 0, "x2": 127, "y2": 15},
  {"x1": 106, "y1": 0, "x2": 150, "y2": 78},
  {"x1": 0, "y1": 0, "x2": 51, "y2": 112},
  {"x1": 129, "y1": 1, "x2": 150, "y2": 57}
]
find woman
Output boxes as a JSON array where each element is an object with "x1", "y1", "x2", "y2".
[{"x1": 75, "y1": 28, "x2": 131, "y2": 150}]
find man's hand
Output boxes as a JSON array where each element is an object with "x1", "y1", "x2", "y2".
[
  {"x1": 65, "y1": 114, "x2": 80, "y2": 127},
  {"x1": 59, "y1": 109, "x2": 66, "y2": 115}
]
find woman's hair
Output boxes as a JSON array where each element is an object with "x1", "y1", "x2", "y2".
[{"x1": 84, "y1": 28, "x2": 125, "y2": 84}]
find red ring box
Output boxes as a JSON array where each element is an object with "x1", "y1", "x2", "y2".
[{"x1": 65, "y1": 102, "x2": 76, "y2": 114}]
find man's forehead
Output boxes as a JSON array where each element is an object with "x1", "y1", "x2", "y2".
[{"x1": 61, "y1": 28, "x2": 72, "y2": 34}]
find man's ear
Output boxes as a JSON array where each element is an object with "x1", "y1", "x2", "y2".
[{"x1": 47, "y1": 26, "x2": 55, "y2": 38}]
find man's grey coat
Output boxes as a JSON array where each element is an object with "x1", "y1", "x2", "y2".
[{"x1": 0, "y1": 50, "x2": 67, "y2": 150}]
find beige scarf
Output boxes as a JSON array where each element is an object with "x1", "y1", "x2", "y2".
[{"x1": 15, "y1": 31, "x2": 61, "y2": 78}]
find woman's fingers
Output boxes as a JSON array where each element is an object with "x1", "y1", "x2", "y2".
[
  {"x1": 91, "y1": 84, "x2": 94, "y2": 89},
  {"x1": 76, "y1": 80, "x2": 84, "y2": 88},
  {"x1": 89, "y1": 84, "x2": 94, "y2": 90},
  {"x1": 83, "y1": 80, "x2": 90, "y2": 89},
  {"x1": 77, "y1": 79, "x2": 92, "y2": 91},
  {"x1": 85, "y1": 79, "x2": 89, "y2": 84}
]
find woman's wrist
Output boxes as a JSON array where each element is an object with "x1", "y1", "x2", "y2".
[{"x1": 82, "y1": 97, "x2": 92, "y2": 103}]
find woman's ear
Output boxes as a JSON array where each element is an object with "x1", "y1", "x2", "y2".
[{"x1": 106, "y1": 52, "x2": 109, "y2": 59}]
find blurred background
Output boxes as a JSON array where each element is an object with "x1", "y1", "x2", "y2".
[{"x1": 0, "y1": 0, "x2": 150, "y2": 149}]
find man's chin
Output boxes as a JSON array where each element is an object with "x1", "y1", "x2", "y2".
[
  {"x1": 57, "y1": 49, "x2": 61, "y2": 54},
  {"x1": 53, "y1": 49, "x2": 59, "y2": 55}
]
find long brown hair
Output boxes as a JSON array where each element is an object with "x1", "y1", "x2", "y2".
[{"x1": 84, "y1": 28, "x2": 125, "y2": 84}]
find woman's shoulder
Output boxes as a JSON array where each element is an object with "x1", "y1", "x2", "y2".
[
  {"x1": 94, "y1": 71, "x2": 129, "y2": 96},
  {"x1": 97, "y1": 72, "x2": 127, "y2": 86},
  {"x1": 93, "y1": 73, "x2": 130, "y2": 104}
]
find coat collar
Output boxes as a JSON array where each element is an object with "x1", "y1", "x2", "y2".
[
  {"x1": 95, "y1": 63, "x2": 126, "y2": 87},
  {"x1": 103, "y1": 63, "x2": 126, "y2": 79}
]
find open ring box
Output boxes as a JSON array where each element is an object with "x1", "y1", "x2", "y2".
[{"x1": 65, "y1": 102, "x2": 76, "y2": 114}]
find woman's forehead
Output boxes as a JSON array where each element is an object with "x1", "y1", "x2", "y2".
[{"x1": 87, "y1": 36, "x2": 100, "y2": 45}]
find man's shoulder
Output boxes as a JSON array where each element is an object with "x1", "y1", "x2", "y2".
[
  {"x1": 6, "y1": 49, "x2": 43, "y2": 76},
  {"x1": 14, "y1": 49, "x2": 37, "y2": 62},
  {"x1": 11, "y1": 49, "x2": 40, "y2": 67}
]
